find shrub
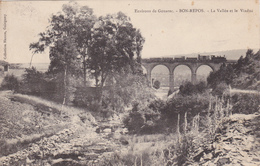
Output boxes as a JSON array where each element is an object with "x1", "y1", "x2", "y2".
[
  {"x1": 179, "y1": 81, "x2": 207, "y2": 96},
  {"x1": 95, "y1": 74, "x2": 155, "y2": 114},
  {"x1": 123, "y1": 99, "x2": 164, "y2": 134},
  {"x1": 18, "y1": 67, "x2": 58, "y2": 101},
  {"x1": 73, "y1": 86, "x2": 100, "y2": 107},
  {"x1": 153, "y1": 80, "x2": 160, "y2": 89},
  {"x1": 161, "y1": 93, "x2": 211, "y2": 133},
  {"x1": 211, "y1": 82, "x2": 229, "y2": 96},
  {"x1": 231, "y1": 93, "x2": 260, "y2": 114},
  {"x1": 0, "y1": 74, "x2": 20, "y2": 92}
]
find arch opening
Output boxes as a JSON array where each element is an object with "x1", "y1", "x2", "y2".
[
  {"x1": 174, "y1": 65, "x2": 192, "y2": 87},
  {"x1": 151, "y1": 65, "x2": 170, "y2": 88},
  {"x1": 196, "y1": 65, "x2": 213, "y2": 83}
]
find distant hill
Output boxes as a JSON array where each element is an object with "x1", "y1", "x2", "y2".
[{"x1": 9, "y1": 63, "x2": 49, "y2": 71}]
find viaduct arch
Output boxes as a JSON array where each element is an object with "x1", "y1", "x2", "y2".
[{"x1": 142, "y1": 56, "x2": 234, "y2": 91}]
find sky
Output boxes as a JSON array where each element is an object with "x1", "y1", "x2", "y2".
[{"x1": 0, "y1": 0, "x2": 259, "y2": 63}]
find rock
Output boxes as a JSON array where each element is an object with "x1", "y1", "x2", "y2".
[
  {"x1": 252, "y1": 158, "x2": 260, "y2": 162},
  {"x1": 223, "y1": 137, "x2": 233, "y2": 143},
  {"x1": 83, "y1": 153, "x2": 99, "y2": 160},
  {"x1": 213, "y1": 150, "x2": 222, "y2": 157},
  {"x1": 233, "y1": 135, "x2": 243, "y2": 140},
  {"x1": 240, "y1": 160, "x2": 256, "y2": 166},
  {"x1": 239, "y1": 151, "x2": 248, "y2": 157},
  {"x1": 120, "y1": 139, "x2": 129, "y2": 145},
  {"x1": 222, "y1": 144, "x2": 233, "y2": 151},
  {"x1": 90, "y1": 146, "x2": 109, "y2": 154},
  {"x1": 193, "y1": 150, "x2": 204, "y2": 162},
  {"x1": 203, "y1": 152, "x2": 213, "y2": 161},
  {"x1": 103, "y1": 128, "x2": 112, "y2": 133},
  {"x1": 121, "y1": 128, "x2": 128, "y2": 134},
  {"x1": 96, "y1": 127, "x2": 101, "y2": 133},
  {"x1": 217, "y1": 157, "x2": 231, "y2": 166}
]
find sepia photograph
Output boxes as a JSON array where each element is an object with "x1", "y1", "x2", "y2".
[{"x1": 0, "y1": 0, "x2": 259, "y2": 165}]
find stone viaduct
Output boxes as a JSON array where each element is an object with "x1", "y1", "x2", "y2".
[{"x1": 141, "y1": 56, "x2": 236, "y2": 91}]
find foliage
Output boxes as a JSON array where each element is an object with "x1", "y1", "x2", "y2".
[
  {"x1": 207, "y1": 49, "x2": 260, "y2": 91},
  {"x1": 161, "y1": 93, "x2": 211, "y2": 132},
  {"x1": 231, "y1": 93, "x2": 260, "y2": 114},
  {"x1": 90, "y1": 73, "x2": 152, "y2": 114},
  {"x1": 160, "y1": 96, "x2": 231, "y2": 165},
  {"x1": 97, "y1": 150, "x2": 152, "y2": 166},
  {"x1": 211, "y1": 82, "x2": 229, "y2": 96},
  {"x1": 153, "y1": 80, "x2": 160, "y2": 89},
  {"x1": 207, "y1": 63, "x2": 235, "y2": 89},
  {"x1": 179, "y1": 81, "x2": 207, "y2": 96},
  {"x1": 73, "y1": 87, "x2": 100, "y2": 107},
  {"x1": 0, "y1": 74, "x2": 20, "y2": 92},
  {"x1": 87, "y1": 12, "x2": 145, "y2": 96},
  {"x1": 29, "y1": 2, "x2": 96, "y2": 105},
  {"x1": 123, "y1": 91, "x2": 217, "y2": 134},
  {"x1": 123, "y1": 99, "x2": 164, "y2": 134},
  {"x1": 30, "y1": 2, "x2": 145, "y2": 105},
  {"x1": 73, "y1": 73, "x2": 153, "y2": 110},
  {"x1": 19, "y1": 67, "x2": 50, "y2": 96},
  {"x1": 121, "y1": 94, "x2": 233, "y2": 165},
  {"x1": 30, "y1": 2, "x2": 95, "y2": 76}
]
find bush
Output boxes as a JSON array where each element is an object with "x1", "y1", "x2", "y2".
[
  {"x1": 73, "y1": 86, "x2": 100, "y2": 107},
  {"x1": 231, "y1": 93, "x2": 260, "y2": 114},
  {"x1": 211, "y1": 82, "x2": 229, "y2": 96},
  {"x1": 18, "y1": 67, "x2": 57, "y2": 100},
  {"x1": 179, "y1": 81, "x2": 207, "y2": 96},
  {"x1": 153, "y1": 80, "x2": 160, "y2": 89},
  {"x1": 101, "y1": 74, "x2": 155, "y2": 114},
  {"x1": 0, "y1": 74, "x2": 20, "y2": 92},
  {"x1": 123, "y1": 99, "x2": 164, "y2": 134},
  {"x1": 161, "y1": 93, "x2": 211, "y2": 133}
]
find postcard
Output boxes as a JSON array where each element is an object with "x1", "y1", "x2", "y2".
[{"x1": 0, "y1": 0, "x2": 259, "y2": 165}]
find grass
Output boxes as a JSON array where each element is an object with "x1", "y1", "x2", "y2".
[
  {"x1": 94, "y1": 134, "x2": 178, "y2": 166},
  {"x1": 12, "y1": 93, "x2": 95, "y2": 124},
  {"x1": 0, "y1": 91, "x2": 96, "y2": 157}
]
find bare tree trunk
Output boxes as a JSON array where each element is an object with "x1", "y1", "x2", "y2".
[
  {"x1": 184, "y1": 112, "x2": 187, "y2": 135},
  {"x1": 177, "y1": 113, "x2": 181, "y2": 142},
  {"x1": 62, "y1": 66, "x2": 67, "y2": 111},
  {"x1": 83, "y1": 47, "x2": 87, "y2": 87},
  {"x1": 29, "y1": 53, "x2": 35, "y2": 68},
  {"x1": 83, "y1": 57, "x2": 86, "y2": 86}
]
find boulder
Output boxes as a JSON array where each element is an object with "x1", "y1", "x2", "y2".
[
  {"x1": 103, "y1": 128, "x2": 112, "y2": 133},
  {"x1": 217, "y1": 157, "x2": 231, "y2": 166}
]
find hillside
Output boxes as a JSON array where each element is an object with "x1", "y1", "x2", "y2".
[
  {"x1": 0, "y1": 91, "x2": 126, "y2": 165},
  {"x1": 207, "y1": 49, "x2": 260, "y2": 91},
  {"x1": 191, "y1": 112, "x2": 260, "y2": 166}
]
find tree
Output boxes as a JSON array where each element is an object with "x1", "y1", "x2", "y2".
[
  {"x1": 87, "y1": 12, "x2": 145, "y2": 100},
  {"x1": 29, "y1": 2, "x2": 145, "y2": 106},
  {"x1": 29, "y1": 2, "x2": 96, "y2": 104},
  {"x1": 207, "y1": 49, "x2": 260, "y2": 91},
  {"x1": 207, "y1": 63, "x2": 235, "y2": 89}
]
